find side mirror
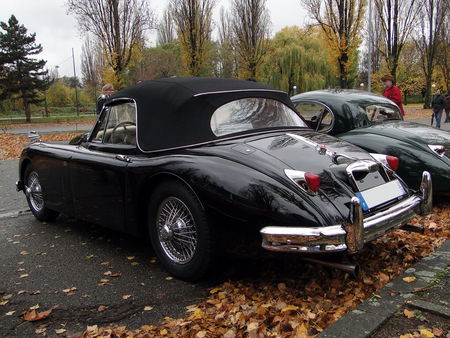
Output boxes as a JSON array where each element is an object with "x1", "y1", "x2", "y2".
[{"x1": 69, "y1": 133, "x2": 90, "y2": 145}]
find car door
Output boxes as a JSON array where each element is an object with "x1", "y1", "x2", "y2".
[
  {"x1": 294, "y1": 101, "x2": 335, "y2": 133},
  {"x1": 69, "y1": 100, "x2": 137, "y2": 231}
]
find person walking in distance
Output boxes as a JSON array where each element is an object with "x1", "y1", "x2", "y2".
[
  {"x1": 382, "y1": 74, "x2": 405, "y2": 116},
  {"x1": 431, "y1": 89, "x2": 445, "y2": 129},
  {"x1": 444, "y1": 91, "x2": 450, "y2": 123},
  {"x1": 96, "y1": 84, "x2": 114, "y2": 114}
]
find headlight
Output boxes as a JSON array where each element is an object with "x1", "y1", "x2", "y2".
[{"x1": 428, "y1": 145, "x2": 446, "y2": 157}]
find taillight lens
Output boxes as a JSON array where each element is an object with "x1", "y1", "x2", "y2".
[
  {"x1": 386, "y1": 156, "x2": 399, "y2": 171},
  {"x1": 285, "y1": 169, "x2": 321, "y2": 195},
  {"x1": 304, "y1": 172, "x2": 321, "y2": 192}
]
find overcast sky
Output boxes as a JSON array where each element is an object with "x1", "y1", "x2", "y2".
[{"x1": 1, "y1": 0, "x2": 308, "y2": 77}]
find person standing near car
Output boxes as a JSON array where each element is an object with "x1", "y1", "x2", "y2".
[
  {"x1": 382, "y1": 74, "x2": 405, "y2": 116},
  {"x1": 431, "y1": 89, "x2": 445, "y2": 128},
  {"x1": 96, "y1": 84, "x2": 114, "y2": 114},
  {"x1": 444, "y1": 91, "x2": 450, "y2": 123}
]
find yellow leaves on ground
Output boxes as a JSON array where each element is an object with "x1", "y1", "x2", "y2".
[
  {"x1": 23, "y1": 308, "x2": 52, "y2": 322},
  {"x1": 77, "y1": 202, "x2": 450, "y2": 337},
  {"x1": 403, "y1": 276, "x2": 417, "y2": 283},
  {"x1": 403, "y1": 308, "x2": 415, "y2": 318},
  {"x1": 121, "y1": 295, "x2": 132, "y2": 300},
  {"x1": 144, "y1": 306, "x2": 153, "y2": 311},
  {"x1": 103, "y1": 271, "x2": 122, "y2": 277},
  {"x1": 0, "y1": 133, "x2": 80, "y2": 160},
  {"x1": 62, "y1": 287, "x2": 77, "y2": 293},
  {"x1": 281, "y1": 305, "x2": 299, "y2": 313}
]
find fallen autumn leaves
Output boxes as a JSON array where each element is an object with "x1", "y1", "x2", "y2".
[
  {"x1": 77, "y1": 202, "x2": 449, "y2": 338},
  {"x1": 0, "y1": 133, "x2": 80, "y2": 160}
]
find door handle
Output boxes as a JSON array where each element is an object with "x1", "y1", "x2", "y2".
[{"x1": 116, "y1": 154, "x2": 132, "y2": 163}]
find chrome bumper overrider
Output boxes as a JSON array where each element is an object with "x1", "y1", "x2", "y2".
[{"x1": 260, "y1": 171, "x2": 432, "y2": 254}]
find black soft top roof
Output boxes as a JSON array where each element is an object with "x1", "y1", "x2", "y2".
[{"x1": 107, "y1": 77, "x2": 294, "y2": 152}]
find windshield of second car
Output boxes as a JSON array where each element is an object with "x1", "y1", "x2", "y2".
[
  {"x1": 364, "y1": 104, "x2": 402, "y2": 122},
  {"x1": 211, "y1": 98, "x2": 307, "y2": 137}
]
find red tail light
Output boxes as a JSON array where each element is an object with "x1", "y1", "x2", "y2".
[
  {"x1": 386, "y1": 156, "x2": 399, "y2": 171},
  {"x1": 304, "y1": 172, "x2": 321, "y2": 192}
]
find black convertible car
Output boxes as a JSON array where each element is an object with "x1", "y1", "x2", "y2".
[
  {"x1": 17, "y1": 78, "x2": 432, "y2": 280},
  {"x1": 292, "y1": 90, "x2": 450, "y2": 196}
]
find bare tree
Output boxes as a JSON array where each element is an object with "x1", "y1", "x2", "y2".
[
  {"x1": 374, "y1": 0, "x2": 420, "y2": 80},
  {"x1": 216, "y1": 7, "x2": 237, "y2": 78},
  {"x1": 170, "y1": 0, "x2": 215, "y2": 76},
  {"x1": 436, "y1": 10, "x2": 450, "y2": 91},
  {"x1": 157, "y1": 6, "x2": 176, "y2": 45},
  {"x1": 231, "y1": 0, "x2": 270, "y2": 79},
  {"x1": 81, "y1": 36, "x2": 104, "y2": 101},
  {"x1": 66, "y1": 0, "x2": 154, "y2": 88},
  {"x1": 414, "y1": 0, "x2": 449, "y2": 108},
  {"x1": 303, "y1": 0, "x2": 366, "y2": 89}
]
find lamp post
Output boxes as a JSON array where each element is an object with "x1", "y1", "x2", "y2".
[
  {"x1": 293, "y1": 85, "x2": 297, "y2": 95},
  {"x1": 368, "y1": 0, "x2": 373, "y2": 92}
]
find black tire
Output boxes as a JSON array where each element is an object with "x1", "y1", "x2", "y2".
[
  {"x1": 148, "y1": 180, "x2": 213, "y2": 281},
  {"x1": 24, "y1": 165, "x2": 59, "y2": 222}
]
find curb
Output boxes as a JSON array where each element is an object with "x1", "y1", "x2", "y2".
[
  {"x1": 0, "y1": 208, "x2": 31, "y2": 219},
  {"x1": 317, "y1": 240, "x2": 450, "y2": 338}
]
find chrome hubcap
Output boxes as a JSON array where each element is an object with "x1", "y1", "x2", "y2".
[
  {"x1": 26, "y1": 171, "x2": 44, "y2": 212},
  {"x1": 156, "y1": 197, "x2": 197, "y2": 264}
]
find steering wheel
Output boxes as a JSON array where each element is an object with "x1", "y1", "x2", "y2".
[{"x1": 111, "y1": 121, "x2": 136, "y2": 144}]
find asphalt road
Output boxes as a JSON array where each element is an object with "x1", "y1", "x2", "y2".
[
  {"x1": 0, "y1": 213, "x2": 214, "y2": 337},
  {"x1": 0, "y1": 160, "x2": 215, "y2": 336},
  {"x1": 0, "y1": 160, "x2": 28, "y2": 214}
]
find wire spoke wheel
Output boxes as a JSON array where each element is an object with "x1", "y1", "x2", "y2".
[
  {"x1": 156, "y1": 197, "x2": 198, "y2": 264},
  {"x1": 25, "y1": 171, "x2": 44, "y2": 212}
]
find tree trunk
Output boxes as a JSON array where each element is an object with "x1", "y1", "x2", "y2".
[
  {"x1": 24, "y1": 101, "x2": 31, "y2": 123},
  {"x1": 424, "y1": 76, "x2": 432, "y2": 109}
]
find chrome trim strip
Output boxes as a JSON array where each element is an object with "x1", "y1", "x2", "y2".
[
  {"x1": 137, "y1": 128, "x2": 309, "y2": 154},
  {"x1": 193, "y1": 89, "x2": 285, "y2": 97}
]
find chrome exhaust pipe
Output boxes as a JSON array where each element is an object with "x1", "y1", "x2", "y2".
[{"x1": 303, "y1": 257, "x2": 360, "y2": 276}]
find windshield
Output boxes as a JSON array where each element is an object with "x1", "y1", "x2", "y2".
[
  {"x1": 211, "y1": 98, "x2": 307, "y2": 137},
  {"x1": 364, "y1": 104, "x2": 402, "y2": 122}
]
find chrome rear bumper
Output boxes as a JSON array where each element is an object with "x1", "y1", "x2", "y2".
[{"x1": 260, "y1": 171, "x2": 432, "y2": 254}]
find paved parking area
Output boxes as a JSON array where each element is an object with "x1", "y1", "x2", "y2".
[{"x1": 0, "y1": 214, "x2": 213, "y2": 336}]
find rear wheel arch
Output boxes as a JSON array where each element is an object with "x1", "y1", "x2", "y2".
[{"x1": 136, "y1": 172, "x2": 204, "y2": 235}]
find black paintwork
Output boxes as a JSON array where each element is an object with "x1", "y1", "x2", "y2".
[
  {"x1": 292, "y1": 89, "x2": 450, "y2": 195},
  {"x1": 18, "y1": 80, "x2": 413, "y2": 239}
]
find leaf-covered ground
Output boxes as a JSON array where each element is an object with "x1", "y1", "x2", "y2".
[
  {"x1": 0, "y1": 133, "x2": 80, "y2": 160},
  {"x1": 403, "y1": 109, "x2": 433, "y2": 120},
  {"x1": 78, "y1": 203, "x2": 449, "y2": 338}
]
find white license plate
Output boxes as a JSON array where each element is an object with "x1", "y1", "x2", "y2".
[{"x1": 355, "y1": 180, "x2": 407, "y2": 211}]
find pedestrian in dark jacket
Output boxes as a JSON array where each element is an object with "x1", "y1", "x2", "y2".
[
  {"x1": 431, "y1": 89, "x2": 445, "y2": 129},
  {"x1": 96, "y1": 84, "x2": 114, "y2": 114},
  {"x1": 382, "y1": 74, "x2": 405, "y2": 116},
  {"x1": 444, "y1": 91, "x2": 450, "y2": 123}
]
